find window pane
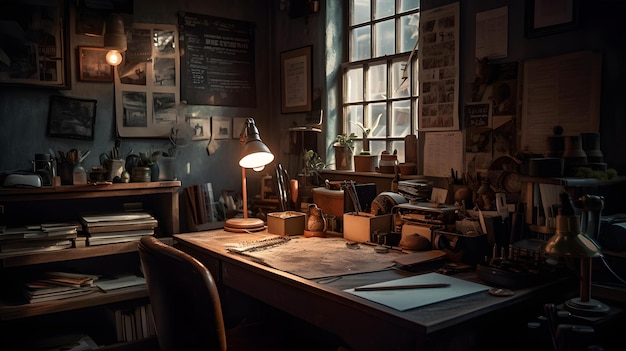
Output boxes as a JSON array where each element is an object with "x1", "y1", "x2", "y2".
[
  {"x1": 351, "y1": 26, "x2": 371, "y2": 61},
  {"x1": 400, "y1": 0, "x2": 420, "y2": 12},
  {"x1": 345, "y1": 67, "x2": 363, "y2": 103},
  {"x1": 346, "y1": 105, "x2": 363, "y2": 135},
  {"x1": 368, "y1": 103, "x2": 387, "y2": 138},
  {"x1": 369, "y1": 140, "x2": 386, "y2": 158},
  {"x1": 374, "y1": 0, "x2": 394, "y2": 19},
  {"x1": 414, "y1": 98, "x2": 419, "y2": 129},
  {"x1": 351, "y1": 0, "x2": 370, "y2": 25},
  {"x1": 374, "y1": 20, "x2": 394, "y2": 57},
  {"x1": 367, "y1": 63, "x2": 386, "y2": 100},
  {"x1": 400, "y1": 13, "x2": 419, "y2": 53},
  {"x1": 391, "y1": 100, "x2": 411, "y2": 137},
  {"x1": 391, "y1": 59, "x2": 410, "y2": 98}
]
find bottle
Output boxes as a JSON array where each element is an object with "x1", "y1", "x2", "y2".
[
  {"x1": 72, "y1": 164, "x2": 87, "y2": 185},
  {"x1": 391, "y1": 172, "x2": 400, "y2": 192}
]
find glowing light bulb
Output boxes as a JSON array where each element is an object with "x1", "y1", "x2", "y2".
[{"x1": 106, "y1": 50, "x2": 122, "y2": 66}]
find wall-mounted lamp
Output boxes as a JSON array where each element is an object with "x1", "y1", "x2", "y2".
[
  {"x1": 223, "y1": 118, "x2": 274, "y2": 233},
  {"x1": 104, "y1": 14, "x2": 127, "y2": 66}
]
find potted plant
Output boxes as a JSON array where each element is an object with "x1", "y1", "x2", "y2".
[
  {"x1": 352, "y1": 114, "x2": 381, "y2": 172},
  {"x1": 302, "y1": 149, "x2": 328, "y2": 186},
  {"x1": 332, "y1": 132, "x2": 356, "y2": 170}
]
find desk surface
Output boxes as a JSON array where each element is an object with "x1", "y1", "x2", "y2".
[{"x1": 174, "y1": 230, "x2": 569, "y2": 351}]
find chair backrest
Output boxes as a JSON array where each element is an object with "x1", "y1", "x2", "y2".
[{"x1": 138, "y1": 236, "x2": 227, "y2": 351}]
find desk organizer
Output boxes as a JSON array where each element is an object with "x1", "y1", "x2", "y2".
[
  {"x1": 343, "y1": 213, "x2": 391, "y2": 243},
  {"x1": 267, "y1": 211, "x2": 305, "y2": 236}
]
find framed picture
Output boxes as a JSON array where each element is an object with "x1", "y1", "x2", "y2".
[
  {"x1": 78, "y1": 47, "x2": 113, "y2": 82},
  {"x1": 232, "y1": 117, "x2": 247, "y2": 139},
  {"x1": 0, "y1": 0, "x2": 71, "y2": 89},
  {"x1": 188, "y1": 117, "x2": 211, "y2": 140},
  {"x1": 211, "y1": 116, "x2": 231, "y2": 140},
  {"x1": 281, "y1": 46, "x2": 312, "y2": 113},
  {"x1": 47, "y1": 96, "x2": 97, "y2": 140},
  {"x1": 525, "y1": 0, "x2": 579, "y2": 38}
]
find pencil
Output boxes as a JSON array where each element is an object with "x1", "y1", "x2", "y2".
[{"x1": 354, "y1": 283, "x2": 450, "y2": 291}]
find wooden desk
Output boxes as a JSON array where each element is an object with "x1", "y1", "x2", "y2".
[{"x1": 174, "y1": 230, "x2": 572, "y2": 351}]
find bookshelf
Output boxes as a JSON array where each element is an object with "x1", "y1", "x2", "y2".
[{"x1": 0, "y1": 182, "x2": 180, "y2": 349}]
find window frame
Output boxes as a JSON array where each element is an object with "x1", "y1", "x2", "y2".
[{"x1": 342, "y1": 1, "x2": 420, "y2": 161}]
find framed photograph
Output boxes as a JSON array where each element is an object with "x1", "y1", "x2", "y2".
[
  {"x1": 0, "y1": 0, "x2": 71, "y2": 89},
  {"x1": 211, "y1": 116, "x2": 231, "y2": 140},
  {"x1": 232, "y1": 117, "x2": 247, "y2": 139},
  {"x1": 47, "y1": 96, "x2": 97, "y2": 140},
  {"x1": 188, "y1": 117, "x2": 211, "y2": 140},
  {"x1": 281, "y1": 46, "x2": 312, "y2": 113},
  {"x1": 78, "y1": 47, "x2": 113, "y2": 82},
  {"x1": 525, "y1": 0, "x2": 579, "y2": 38}
]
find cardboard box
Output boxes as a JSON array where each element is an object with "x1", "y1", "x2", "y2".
[
  {"x1": 342, "y1": 213, "x2": 392, "y2": 243},
  {"x1": 267, "y1": 211, "x2": 305, "y2": 236}
]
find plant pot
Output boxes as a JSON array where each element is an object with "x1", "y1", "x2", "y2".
[
  {"x1": 354, "y1": 154, "x2": 377, "y2": 172},
  {"x1": 333, "y1": 145, "x2": 353, "y2": 170}
]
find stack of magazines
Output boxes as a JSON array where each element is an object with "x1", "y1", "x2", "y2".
[
  {"x1": 0, "y1": 222, "x2": 80, "y2": 257},
  {"x1": 23, "y1": 271, "x2": 99, "y2": 304},
  {"x1": 79, "y1": 212, "x2": 157, "y2": 246}
]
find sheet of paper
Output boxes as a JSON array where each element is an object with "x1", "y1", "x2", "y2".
[
  {"x1": 475, "y1": 6, "x2": 508, "y2": 59},
  {"x1": 423, "y1": 131, "x2": 464, "y2": 178},
  {"x1": 345, "y1": 272, "x2": 489, "y2": 311}
]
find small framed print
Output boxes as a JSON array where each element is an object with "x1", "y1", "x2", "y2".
[
  {"x1": 281, "y1": 46, "x2": 312, "y2": 113},
  {"x1": 211, "y1": 116, "x2": 231, "y2": 140},
  {"x1": 188, "y1": 117, "x2": 211, "y2": 140},
  {"x1": 232, "y1": 117, "x2": 247, "y2": 139},
  {"x1": 525, "y1": 0, "x2": 579, "y2": 38},
  {"x1": 78, "y1": 47, "x2": 113, "y2": 82},
  {"x1": 47, "y1": 96, "x2": 97, "y2": 140}
]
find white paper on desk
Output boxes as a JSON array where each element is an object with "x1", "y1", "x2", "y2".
[{"x1": 345, "y1": 272, "x2": 489, "y2": 311}]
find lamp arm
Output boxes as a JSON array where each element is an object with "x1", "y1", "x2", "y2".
[{"x1": 241, "y1": 167, "x2": 248, "y2": 219}]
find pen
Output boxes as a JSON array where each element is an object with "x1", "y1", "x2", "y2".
[{"x1": 354, "y1": 283, "x2": 450, "y2": 291}]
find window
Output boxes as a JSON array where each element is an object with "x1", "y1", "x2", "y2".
[{"x1": 343, "y1": 0, "x2": 420, "y2": 162}]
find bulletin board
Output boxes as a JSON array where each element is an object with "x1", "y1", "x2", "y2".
[{"x1": 114, "y1": 24, "x2": 180, "y2": 138}]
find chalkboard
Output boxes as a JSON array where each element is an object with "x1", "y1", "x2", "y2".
[{"x1": 179, "y1": 12, "x2": 257, "y2": 107}]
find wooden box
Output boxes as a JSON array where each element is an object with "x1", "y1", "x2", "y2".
[
  {"x1": 267, "y1": 211, "x2": 305, "y2": 236},
  {"x1": 343, "y1": 213, "x2": 392, "y2": 243}
]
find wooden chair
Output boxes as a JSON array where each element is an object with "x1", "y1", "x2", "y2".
[
  {"x1": 138, "y1": 236, "x2": 228, "y2": 351},
  {"x1": 138, "y1": 236, "x2": 304, "y2": 351}
]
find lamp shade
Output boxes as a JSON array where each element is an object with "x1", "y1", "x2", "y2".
[
  {"x1": 544, "y1": 192, "x2": 603, "y2": 259},
  {"x1": 104, "y1": 14, "x2": 127, "y2": 52},
  {"x1": 239, "y1": 118, "x2": 274, "y2": 169}
]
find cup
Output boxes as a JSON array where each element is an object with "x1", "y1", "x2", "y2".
[{"x1": 104, "y1": 159, "x2": 125, "y2": 181}]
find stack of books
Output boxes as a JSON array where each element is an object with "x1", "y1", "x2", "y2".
[
  {"x1": 79, "y1": 212, "x2": 157, "y2": 246},
  {"x1": 23, "y1": 271, "x2": 99, "y2": 304},
  {"x1": 0, "y1": 222, "x2": 80, "y2": 257}
]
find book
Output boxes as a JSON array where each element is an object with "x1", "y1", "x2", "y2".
[
  {"x1": 80, "y1": 212, "x2": 154, "y2": 224},
  {"x1": 25, "y1": 286, "x2": 96, "y2": 303},
  {"x1": 82, "y1": 219, "x2": 157, "y2": 233},
  {"x1": 88, "y1": 229, "x2": 154, "y2": 239},
  {"x1": 95, "y1": 275, "x2": 146, "y2": 292},
  {"x1": 0, "y1": 239, "x2": 73, "y2": 257},
  {"x1": 87, "y1": 234, "x2": 151, "y2": 246}
]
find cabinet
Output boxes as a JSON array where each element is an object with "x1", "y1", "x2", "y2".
[{"x1": 0, "y1": 181, "x2": 180, "y2": 349}]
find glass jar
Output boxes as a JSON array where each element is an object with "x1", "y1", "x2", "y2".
[{"x1": 72, "y1": 164, "x2": 87, "y2": 185}]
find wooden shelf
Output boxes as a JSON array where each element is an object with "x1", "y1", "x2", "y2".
[
  {"x1": 0, "y1": 285, "x2": 148, "y2": 321},
  {"x1": 1, "y1": 238, "x2": 173, "y2": 268}
]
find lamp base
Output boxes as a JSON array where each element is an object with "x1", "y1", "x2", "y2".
[
  {"x1": 564, "y1": 297, "x2": 610, "y2": 317},
  {"x1": 224, "y1": 217, "x2": 266, "y2": 233}
]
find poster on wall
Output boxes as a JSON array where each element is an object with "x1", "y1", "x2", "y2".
[
  {"x1": 418, "y1": 2, "x2": 460, "y2": 131},
  {"x1": 179, "y1": 12, "x2": 256, "y2": 107},
  {"x1": 115, "y1": 24, "x2": 180, "y2": 138}
]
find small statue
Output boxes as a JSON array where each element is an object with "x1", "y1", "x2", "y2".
[{"x1": 304, "y1": 203, "x2": 326, "y2": 237}]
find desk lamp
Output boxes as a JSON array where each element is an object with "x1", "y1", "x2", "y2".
[
  {"x1": 224, "y1": 118, "x2": 274, "y2": 233},
  {"x1": 544, "y1": 192, "x2": 609, "y2": 316},
  {"x1": 104, "y1": 14, "x2": 127, "y2": 66}
]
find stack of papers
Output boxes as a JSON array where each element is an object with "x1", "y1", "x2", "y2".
[{"x1": 23, "y1": 272, "x2": 99, "y2": 303}]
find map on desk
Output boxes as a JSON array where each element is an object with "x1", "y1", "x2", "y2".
[
  {"x1": 232, "y1": 236, "x2": 403, "y2": 279},
  {"x1": 345, "y1": 272, "x2": 490, "y2": 311}
]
